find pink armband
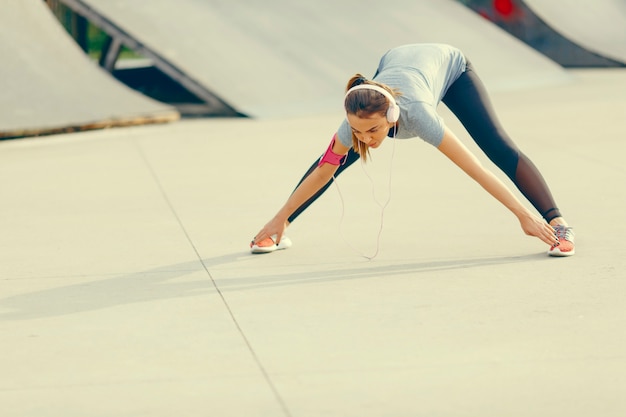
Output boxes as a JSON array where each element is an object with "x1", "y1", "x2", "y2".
[{"x1": 318, "y1": 135, "x2": 345, "y2": 167}]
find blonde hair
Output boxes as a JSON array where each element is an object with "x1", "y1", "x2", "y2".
[{"x1": 344, "y1": 74, "x2": 400, "y2": 162}]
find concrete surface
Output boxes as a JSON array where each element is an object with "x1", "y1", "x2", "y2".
[
  {"x1": 0, "y1": 1, "x2": 178, "y2": 139},
  {"x1": 1, "y1": 68, "x2": 625, "y2": 416}
]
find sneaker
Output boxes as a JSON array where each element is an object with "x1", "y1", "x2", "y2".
[
  {"x1": 548, "y1": 225, "x2": 575, "y2": 257},
  {"x1": 250, "y1": 235, "x2": 293, "y2": 254}
]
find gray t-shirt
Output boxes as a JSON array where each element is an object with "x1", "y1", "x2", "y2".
[{"x1": 337, "y1": 43, "x2": 467, "y2": 148}]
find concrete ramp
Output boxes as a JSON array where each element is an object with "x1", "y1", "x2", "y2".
[
  {"x1": 0, "y1": 1, "x2": 178, "y2": 139},
  {"x1": 64, "y1": 0, "x2": 570, "y2": 119},
  {"x1": 523, "y1": 0, "x2": 626, "y2": 64}
]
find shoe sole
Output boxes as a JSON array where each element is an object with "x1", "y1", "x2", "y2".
[
  {"x1": 548, "y1": 247, "x2": 575, "y2": 257},
  {"x1": 251, "y1": 237, "x2": 292, "y2": 254}
]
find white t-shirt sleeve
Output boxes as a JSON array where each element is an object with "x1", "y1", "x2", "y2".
[
  {"x1": 337, "y1": 119, "x2": 353, "y2": 148},
  {"x1": 403, "y1": 101, "x2": 445, "y2": 147}
]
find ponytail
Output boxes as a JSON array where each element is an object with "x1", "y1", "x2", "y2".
[{"x1": 346, "y1": 74, "x2": 369, "y2": 90}]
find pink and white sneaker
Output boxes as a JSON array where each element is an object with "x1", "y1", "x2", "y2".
[
  {"x1": 548, "y1": 225, "x2": 575, "y2": 257},
  {"x1": 250, "y1": 235, "x2": 293, "y2": 254}
]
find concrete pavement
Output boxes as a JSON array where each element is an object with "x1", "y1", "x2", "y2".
[{"x1": 1, "y1": 69, "x2": 625, "y2": 416}]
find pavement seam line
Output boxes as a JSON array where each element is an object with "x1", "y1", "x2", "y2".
[{"x1": 133, "y1": 140, "x2": 293, "y2": 417}]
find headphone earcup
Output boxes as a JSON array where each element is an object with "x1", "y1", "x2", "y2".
[{"x1": 387, "y1": 102, "x2": 400, "y2": 123}]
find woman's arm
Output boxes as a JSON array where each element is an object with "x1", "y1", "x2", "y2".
[
  {"x1": 437, "y1": 127, "x2": 558, "y2": 246},
  {"x1": 254, "y1": 137, "x2": 350, "y2": 244}
]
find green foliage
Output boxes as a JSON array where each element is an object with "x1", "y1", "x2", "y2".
[
  {"x1": 48, "y1": 1, "x2": 140, "y2": 60},
  {"x1": 86, "y1": 24, "x2": 140, "y2": 60}
]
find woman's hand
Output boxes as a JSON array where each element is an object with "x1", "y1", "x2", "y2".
[
  {"x1": 253, "y1": 216, "x2": 288, "y2": 246},
  {"x1": 518, "y1": 211, "x2": 559, "y2": 247}
]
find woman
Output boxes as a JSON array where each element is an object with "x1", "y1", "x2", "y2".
[{"x1": 251, "y1": 43, "x2": 575, "y2": 256}]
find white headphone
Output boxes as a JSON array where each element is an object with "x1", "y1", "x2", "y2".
[{"x1": 345, "y1": 84, "x2": 400, "y2": 123}]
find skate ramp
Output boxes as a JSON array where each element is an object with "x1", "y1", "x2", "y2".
[
  {"x1": 523, "y1": 0, "x2": 626, "y2": 64},
  {"x1": 65, "y1": 0, "x2": 570, "y2": 118},
  {"x1": 0, "y1": 1, "x2": 178, "y2": 139}
]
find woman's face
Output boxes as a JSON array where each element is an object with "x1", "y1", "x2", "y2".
[{"x1": 346, "y1": 113, "x2": 392, "y2": 149}]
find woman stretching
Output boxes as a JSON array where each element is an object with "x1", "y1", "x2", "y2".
[{"x1": 251, "y1": 43, "x2": 575, "y2": 257}]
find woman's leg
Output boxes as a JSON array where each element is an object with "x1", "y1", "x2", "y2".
[
  {"x1": 287, "y1": 148, "x2": 361, "y2": 224},
  {"x1": 442, "y1": 61, "x2": 564, "y2": 224}
]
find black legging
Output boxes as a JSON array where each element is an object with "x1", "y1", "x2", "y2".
[{"x1": 287, "y1": 60, "x2": 561, "y2": 224}]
